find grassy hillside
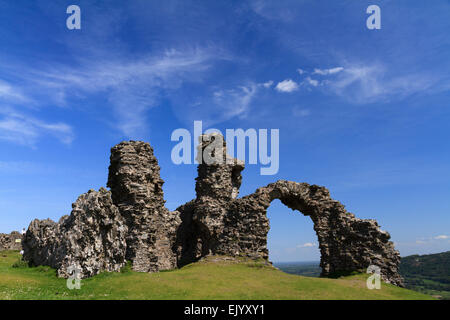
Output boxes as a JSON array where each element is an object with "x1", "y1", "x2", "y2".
[
  {"x1": 399, "y1": 251, "x2": 450, "y2": 299},
  {"x1": 0, "y1": 251, "x2": 433, "y2": 300}
]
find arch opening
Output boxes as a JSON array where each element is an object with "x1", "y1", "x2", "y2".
[{"x1": 266, "y1": 199, "x2": 321, "y2": 276}]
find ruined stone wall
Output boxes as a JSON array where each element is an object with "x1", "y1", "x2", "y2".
[
  {"x1": 0, "y1": 231, "x2": 23, "y2": 251},
  {"x1": 221, "y1": 181, "x2": 403, "y2": 286},
  {"x1": 21, "y1": 135, "x2": 404, "y2": 286},
  {"x1": 176, "y1": 134, "x2": 403, "y2": 286},
  {"x1": 22, "y1": 188, "x2": 128, "y2": 278}
]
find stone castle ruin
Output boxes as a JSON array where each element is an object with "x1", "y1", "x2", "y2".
[
  {"x1": 0, "y1": 231, "x2": 23, "y2": 251},
  {"x1": 21, "y1": 133, "x2": 404, "y2": 286}
]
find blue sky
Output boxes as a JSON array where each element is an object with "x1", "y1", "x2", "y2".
[{"x1": 0, "y1": 0, "x2": 449, "y2": 262}]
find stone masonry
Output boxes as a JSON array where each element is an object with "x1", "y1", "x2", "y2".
[
  {"x1": 21, "y1": 134, "x2": 404, "y2": 286},
  {"x1": 0, "y1": 231, "x2": 23, "y2": 251},
  {"x1": 22, "y1": 188, "x2": 128, "y2": 278},
  {"x1": 107, "y1": 141, "x2": 180, "y2": 272}
]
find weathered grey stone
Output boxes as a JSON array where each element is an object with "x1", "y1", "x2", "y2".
[
  {"x1": 172, "y1": 200, "x2": 203, "y2": 267},
  {"x1": 175, "y1": 133, "x2": 404, "y2": 286},
  {"x1": 223, "y1": 181, "x2": 403, "y2": 286},
  {"x1": 22, "y1": 218, "x2": 60, "y2": 267},
  {"x1": 191, "y1": 133, "x2": 245, "y2": 257},
  {"x1": 0, "y1": 231, "x2": 23, "y2": 251},
  {"x1": 107, "y1": 141, "x2": 180, "y2": 272},
  {"x1": 22, "y1": 134, "x2": 404, "y2": 286},
  {"x1": 23, "y1": 188, "x2": 127, "y2": 278}
]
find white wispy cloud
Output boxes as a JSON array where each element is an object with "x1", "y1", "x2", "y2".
[
  {"x1": 275, "y1": 79, "x2": 299, "y2": 92},
  {"x1": 1, "y1": 48, "x2": 219, "y2": 138},
  {"x1": 303, "y1": 77, "x2": 319, "y2": 87},
  {"x1": 292, "y1": 107, "x2": 310, "y2": 117},
  {"x1": 296, "y1": 242, "x2": 316, "y2": 248},
  {"x1": 261, "y1": 80, "x2": 274, "y2": 88},
  {"x1": 297, "y1": 68, "x2": 305, "y2": 75},
  {"x1": 0, "y1": 108, "x2": 74, "y2": 147},
  {"x1": 182, "y1": 83, "x2": 258, "y2": 126},
  {"x1": 213, "y1": 84, "x2": 257, "y2": 119},
  {"x1": 250, "y1": 0, "x2": 299, "y2": 22},
  {"x1": 34, "y1": 48, "x2": 213, "y2": 96},
  {"x1": 313, "y1": 67, "x2": 344, "y2": 75},
  {"x1": 409, "y1": 235, "x2": 449, "y2": 245},
  {"x1": 297, "y1": 63, "x2": 440, "y2": 104},
  {"x1": 0, "y1": 80, "x2": 29, "y2": 103},
  {"x1": 0, "y1": 77, "x2": 73, "y2": 147},
  {"x1": 328, "y1": 64, "x2": 435, "y2": 103}
]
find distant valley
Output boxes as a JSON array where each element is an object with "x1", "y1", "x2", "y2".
[{"x1": 274, "y1": 251, "x2": 450, "y2": 300}]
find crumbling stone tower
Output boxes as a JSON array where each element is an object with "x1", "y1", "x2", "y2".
[
  {"x1": 107, "y1": 141, "x2": 180, "y2": 272},
  {"x1": 192, "y1": 133, "x2": 245, "y2": 254}
]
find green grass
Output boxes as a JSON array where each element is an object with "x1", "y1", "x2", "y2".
[{"x1": 0, "y1": 251, "x2": 435, "y2": 300}]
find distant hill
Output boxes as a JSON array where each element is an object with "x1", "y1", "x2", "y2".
[
  {"x1": 273, "y1": 261, "x2": 321, "y2": 277},
  {"x1": 399, "y1": 251, "x2": 450, "y2": 299},
  {"x1": 275, "y1": 251, "x2": 450, "y2": 300}
]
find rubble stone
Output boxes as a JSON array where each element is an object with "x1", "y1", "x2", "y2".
[
  {"x1": 22, "y1": 135, "x2": 404, "y2": 286},
  {"x1": 0, "y1": 231, "x2": 23, "y2": 251},
  {"x1": 22, "y1": 188, "x2": 127, "y2": 278}
]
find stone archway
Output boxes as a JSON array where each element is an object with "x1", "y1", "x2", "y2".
[{"x1": 231, "y1": 181, "x2": 401, "y2": 281}]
